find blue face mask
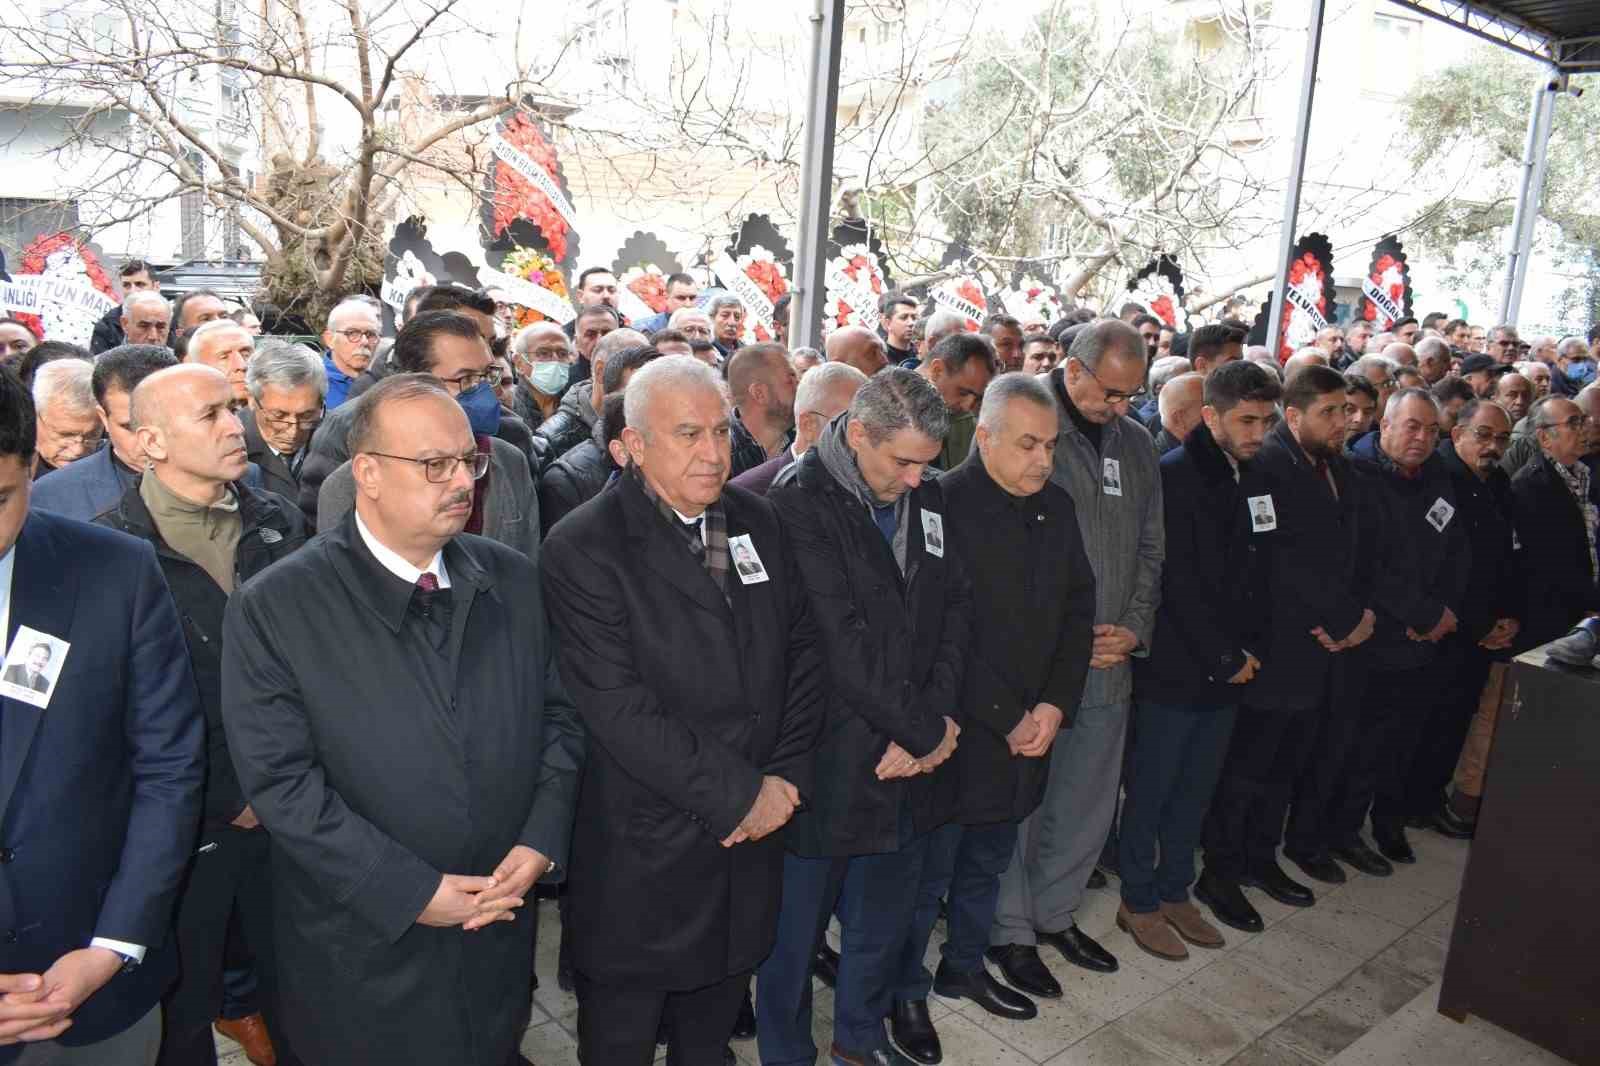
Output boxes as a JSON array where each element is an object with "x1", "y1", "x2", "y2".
[
  {"x1": 529, "y1": 361, "x2": 570, "y2": 396},
  {"x1": 457, "y1": 382, "x2": 502, "y2": 437},
  {"x1": 1568, "y1": 360, "x2": 1596, "y2": 386}
]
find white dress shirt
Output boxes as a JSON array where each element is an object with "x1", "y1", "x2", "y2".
[{"x1": 355, "y1": 512, "x2": 450, "y2": 588}]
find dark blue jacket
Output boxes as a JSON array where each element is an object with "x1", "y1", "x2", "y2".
[
  {"x1": 1348, "y1": 433, "x2": 1472, "y2": 670},
  {"x1": 0, "y1": 511, "x2": 204, "y2": 1057},
  {"x1": 1134, "y1": 422, "x2": 1263, "y2": 705}
]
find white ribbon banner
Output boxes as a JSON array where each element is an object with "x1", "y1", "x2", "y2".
[
  {"x1": 1284, "y1": 285, "x2": 1328, "y2": 331},
  {"x1": 489, "y1": 131, "x2": 580, "y2": 233},
  {"x1": 932, "y1": 286, "x2": 985, "y2": 327},
  {"x1": 478, "y1": 267, "x2": 576, "y2": 325},
  {"x1": 380, "y1": 276, "x2": 416, "y2": 313},
  {"x1": 712, "y1": 253, "x2": 777, "y2": 340},
  {"x1": 615, "y1": 286, "x2": 656, "y2": 325},
  {"x1": 824, "y1": 259, "x2": 880, "y2": 330},
  {"x1": 0, "y1": 274, "x2": 116, "y2": 319},
  {"x1": 1361, "y1": 277, "x2": 1402, "y2": 328}
]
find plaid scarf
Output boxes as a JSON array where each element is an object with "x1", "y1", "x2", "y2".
[
  {"x1": 1551, "y1": 456, "x2": 1599, "y2": 580},
  {"x1": 632, "y1": 466, "x2": 730, "y2": 603}
]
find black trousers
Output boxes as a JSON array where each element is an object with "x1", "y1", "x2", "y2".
[
  {"x1": 1204, "y1": 704, "x2": 1321, "y2": 878},
  {"x1": 158, "y1": 826, "x2": 295, "y2": 1066},
  {"x1": 1403, "y1": 642, "x2": 1492, "y2": 817},
  {"x1": 1285, "y1": 658, "x2": 1370, "y2": 856},
  {"x1": 575, "y1": 970, "x2": 749, "y2": 1066},
  {"x1": 1346, "y1": 664, "x2": 1442, "y2": 833}
]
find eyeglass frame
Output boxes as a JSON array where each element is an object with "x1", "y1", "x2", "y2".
[
  {"x1": 435, "y1": 369, "x2": 495, "y2": 395},
  {"x1": 1070, "y1": 356, "x2": 1147, "y2": 404},
  {"x1": 1537, "y1": 413, "x2": 1593, "y2": 434},
  {"x1": 332, "y1": 328, "x2": 381, "y2": 345},
  {"x1": 258, "y1": 405, "x2": 326, "y2": 430},
  {"x1": 365, "y1": 449, "x2": 490, "y2": 483}
]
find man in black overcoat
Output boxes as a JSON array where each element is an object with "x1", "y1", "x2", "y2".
[
  {"x1": 884, "y1": 373, "x2": 1095, "y2": 1060},
  {"x1": 220, "y1": 374, "x2": 583, "y2": 1066},
  {"x1": 540, "y1": 355, "x2": 823, "y2": 1066}
]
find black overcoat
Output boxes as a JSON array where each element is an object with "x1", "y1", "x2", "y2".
[
  {"x1": 1511, "y1": 453, "x2": 1600, "y2": 648},
  {"x1": 768, "y1": 448, "x2": 971, "y2": 858},
  {"x1": 939, "y1": 452, "x2": 1095, "y2": 825},
  {"x1": 220, "y1": 516, "x2": 583, "y2": 1066},
  {"x1": 540, "y1": 474, "x2": 823, "y2": 990}
]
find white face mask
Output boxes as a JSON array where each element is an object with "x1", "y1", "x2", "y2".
[{"x1": 529, "y1": 361, "x2": 570, "y2": 395}]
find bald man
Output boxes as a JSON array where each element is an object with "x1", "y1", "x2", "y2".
[
  {"x1": 1282, "y1": 349, "x2": 1329, "y2": 384},
  {"x1": 1154, "y1": 373, "x2": 1203, "y2": 455},
  {"x1": 825, "y1": 326, "x2": 889, "y2": 377},
  {"x1": 727, "y1": 343, "x2": 800, "y2": 476},
  {"x1": 1381, "y1": 342, "x2": 1416, "y2": 368},
  {"x1": 186, "y1": 320, "x2": 255, "y2": 406},
  {"x1": 97, "y1": 364, "x2": 308, "y2": 1066}
]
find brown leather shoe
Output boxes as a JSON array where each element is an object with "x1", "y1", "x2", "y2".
[
  {"x1": 1161, "y1": 899, "x2": 1226, "y2": 949},
  {"x1": 214, "y1": 1013, "x2": 277, "y2": 1066},
  {"x1": 1116, "y1": 903, "x2": 1188, "y2": 961}
]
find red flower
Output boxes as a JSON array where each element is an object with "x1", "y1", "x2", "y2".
[
  {"x1": 627, "y1": 272, "x2": 668, "y2": 313},
  {"x1": 492, "y1": 113, "x2": 570, "y2": 260}
]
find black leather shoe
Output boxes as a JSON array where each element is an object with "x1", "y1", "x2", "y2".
[
  {"x1": 1428, "y1": 806, "x2": 1476, "y2": 840},
  {"x1": 932, "y1": 960, "x2": 1036, "y2": 1019},
  {"x1": 731, "y1": 988, "x2": 756, "y2": 1040},
  {"x1": 1242, "y1": 862, "x2": 1315, "y2": 907},
  {"x1": 888, "y1": 999, "x2": 941, "y2": 1066},
  {"x1": 1286, "y1": 850, "x2": 1347, "y2": 885},
  {"x1": 1372, "y1": 824, "x2": 1416, "y2": 864},
  {"x1": 814, "y1": 943, "x2": 840, "y2": 988},
  {"x1": 1085, "y1": 868, "x2": 1107, "y2": 890},
  {"x1": 984, "y1": 944, "x2": 1061, "y2": 999},
  {"x1": 1331, "y1": 838, "x2": 1393, "y2": 877},
  {"x1": 1194, "y1": 870, "x2": 1264, "y2": 933},
  {"x1": 1038, "y1": 924, "x2": 1118, "y2": 973}
]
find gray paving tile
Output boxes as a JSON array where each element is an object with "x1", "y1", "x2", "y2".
[
  {"x1": 1282, "y1": 898, "x2": 1410, "y2": 961},
  {"x1": 1109, "y1": 989, "x2": 1255, "y2": 1066},
  {"x1": 1375, "y1": 930, "x2": 1449, "y2": 985},
  {"x1": 1335, "y1": 870, "x2": 1449, "y2": 927},
  {"x1": 1225, "y1": 1035, "x2": 1322, "y2": 1065},
  {"x1": 1043, "y1": 1023, "x2": 1183, "y2": 1065},
  {"x1": 1271, "y1": 998, "x2": 1375, "y2": 1062},
  {"x1": 1229, "y1": 924, "x2": 1367, "y2": 996},
  {"x1": 1177, "y1": 956, "x2": 1319, "y2": 1037}
]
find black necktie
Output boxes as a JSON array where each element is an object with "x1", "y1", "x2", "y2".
[{"x1": 680, "y1": 516, "x2": 706, "y2": 561}]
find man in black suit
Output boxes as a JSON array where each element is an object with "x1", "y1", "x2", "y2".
[
  {"x1": 1, "y1": 643, "x2": 50, "y2": 692},
  {"x1": 542, "y1": 355, "x2": 822, "y2": 1065},
  {"x1": 760, "y1": 369, "x2": 967, "y2": 1066},
  {"x1": 1512, "y1": 396, "x2": 1599, "y2": 651},
  {"x1": 0, "y1": 365, "x2": 205, "y2": 1062},
  {"x1": 242, "y1": 340, "x2": 327, "y2": 501},
  {"x1": 221, "y1": 374, "x2": 582, "y2": 1066}
]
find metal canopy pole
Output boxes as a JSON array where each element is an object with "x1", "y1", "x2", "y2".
[
  {"x1": 791, "y1": 0, "x2": 844, "y2": 351},
  {"x1": 1499, "y1": 72, "x2": 1561, "y2": 326},
  {"x1": 1264, "y1": 0, "x2": 1328, "y2": 355}
]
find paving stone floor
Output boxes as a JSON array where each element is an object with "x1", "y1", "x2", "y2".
[{"x1": 217, "y1": 828, "x2": 1573, "y2": 1065}]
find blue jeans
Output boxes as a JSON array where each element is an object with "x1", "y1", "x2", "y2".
[
  {"x1": 1117, "y1": 698, "x2": 1236, "y2": 912},
  {"x1": 756, "y1": 839, "x2": 931, "y2": 1064},
  {"x1": 893, "y1": 821, "x2": 1018, "y2": 1001}
]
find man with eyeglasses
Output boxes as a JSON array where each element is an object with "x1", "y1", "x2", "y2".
[
  {"x1": 1487, "y1": 325, "x2": 1520, "y2": 367},
  {"x1": 1395, "y1": 399, "x2": 1521, "y2": 843},
  {"x1": 1513, "y1": 395, "x2": 1600, "y2": 655},
  {"x1": 97, "y1": 364, "x2": 308, "y2": 1066},
  {"x1": 1343, "y1": 389, "x2": 1469, "y2": 867},
  {"x1": 221, "y1": 372, "x2": 581, "y2": 1066},
  {"x1": 320, "y1": 298, "x2": 383, "y2": 410},
  {"x1": 989, "y1": 319, "x2": 1163, "y2": 987},
  {"x1": 310, "y1": 312, "x2": 541, "y2": 565},
  {"x1": 508, "y1": 322, "x2": 575, "y2": 433},
  {"x1": 30, "y1": 359, "x2": 102, "y2": 479},
  {"x1": 244, "y1": 341, "x2": 327, "y2": 501}
]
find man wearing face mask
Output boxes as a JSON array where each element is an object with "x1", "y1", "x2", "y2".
[
  {"x1": 313, "y1": 313, "x2": 540, "y2": 564},
  {"x1": 509, "y1": 322, "x2": 575, "y2": 433}
]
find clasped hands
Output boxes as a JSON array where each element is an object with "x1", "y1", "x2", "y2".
[
  {"x1": 874, "y1": 716, "x2": 960, "y2": 781},
  {"x1": 418, "y1": 845, "x2": 553, "y2": 931},
  {"x1": 1005, "y1": 703, "x2": 1065, "y2": 757},
  {"x1": 1089, "y1": 625, "x2": 1138, "y2": 669},
  {"x1": 1312, "y1": 608, "x2": 1376, "y2": 653},
  {"x1": 0, "y1": 949, "x2": 124, "y2": 1045},
  {"x1": 1405, "y1": 606, "x2": 1458, "y2": 644}
]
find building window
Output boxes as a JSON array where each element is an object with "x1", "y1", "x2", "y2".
[
  {"x1": 0, "y1": 198, "x2": 80, "y2": 263},
  {"x1": 1367, "y1": 13, "x2": 1421, "y2": 95},
  {"x1": 180, "y1": 151, "x2": 206, "y2": 259}
]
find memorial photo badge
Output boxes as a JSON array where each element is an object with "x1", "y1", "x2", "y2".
[
  {"x1": 729, "y1": 533, "x2": 769, "y2": 585},
  {"x1": 0, "y1": 625, "x2": 70, "y2": 709}
]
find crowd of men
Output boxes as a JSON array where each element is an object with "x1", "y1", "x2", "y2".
[{"x1": 1, "y1": 257, "x2": 1598, "y2": 1066}]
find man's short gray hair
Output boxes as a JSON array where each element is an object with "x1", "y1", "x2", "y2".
[
  {"x1": 1352, "y1": 354, "x2": 1398, "y2": 377},
  {"x1": 1148, "y1": 355, "x2": 1193, "y2": 394},
  {"x1": 512, "y1": 322, "x2": 567, "y2": 356},
  {"x1": 669, "y1": 307, "x2": 711, "y2": 326},
  {"x1": 1557, "y1": 336, "x2": 1589, "y2": 359},
  {"x1": 977, "y1": 372, "x2": 1055, "y2": 434},
  {"x1": 1158, "y1": 372, "x2": 1204, "y2": 420},
  {"x1": 1415, "y1": 336, "x2": 1450, "y2": 362},
  {"x1": 795, "y1": 361, "x2": 867, "y2": 417},
  {"x1": 247, "y1": 340, "x2": 328, "y2": 404},
  {"x1": 594, "y1": 328, "x2": 649, "y2": 365},
  {"x1": 1067, "y1": 318, "x2": 1147, "y2": 372},
  {"x1": 849, "y1": 367, "x2": 948, "y2": 446},
  {"x1": 923, "y1": 310, "x2": 967, "y2": 346},
  {"x1": 1383, "y1": 386, "x2": 1440, "y2": 420},
  {"x1": 327, "y1": 296, "x2": 381, "y2": 328},
  {"x1": 707, "y1": 293, "x2": 744, "y2": 316},
  {"x1": 122, "y1": 290, "x2": 168, "y2": 318},
  {"x1": 32, "y1": 358, "x2": 94, "y2": 413},
  {"x1": 624, "y1": 354, "x2": 727, "y2": 433}
]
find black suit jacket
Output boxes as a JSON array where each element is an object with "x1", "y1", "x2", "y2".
[
  {"x1": 221, "y1": 517, "x2": 582, "y2": 1065},
  {"x1": 542, "y1": 473, "x2": 822, "y2": 989},
  {"x1": 1511, "y1": 453, "x2": 1600, "y2": 647},
  {"x1": 242, "y1": 416, "x2": 301, "y2": 502},
  {"x1": 1242, "y1": 421, "x2": 1371, "y2": 712},
  {"x1": 0, "y1": 512, "x2": 204, "y2": 1058}
]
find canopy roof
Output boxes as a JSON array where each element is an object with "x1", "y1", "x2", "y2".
[{"x1": 1388, "y1": 0, "x2": 1600, "y2": 71}]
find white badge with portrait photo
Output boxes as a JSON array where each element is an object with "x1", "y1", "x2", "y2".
[
  {"x1": 1425, "y1": 497, "x2": 1456, "y2": 533},
  {"x1": 1248, "y1": 494, "x2": 1278, "y2": 533},
  {"x1": 0, "y1": 626, "x2": 70, "y2": 709},
  {"x1": 921, "y1": 509, "x2": 945, "y2": 558},
  {"x1": 728, "y1": 533, "x2": 769, "y2": 585},
  {"x1": 1102, "y1": 457, "x2": 1123, "y2": 497}
]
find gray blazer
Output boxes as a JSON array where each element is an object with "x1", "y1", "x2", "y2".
[
  {"x1": 316, "y1": 437, "x2": 541, "y2": 564},
  {"x1": 1045, "y1": 370, "x2": 1165, "y2": 708}
]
